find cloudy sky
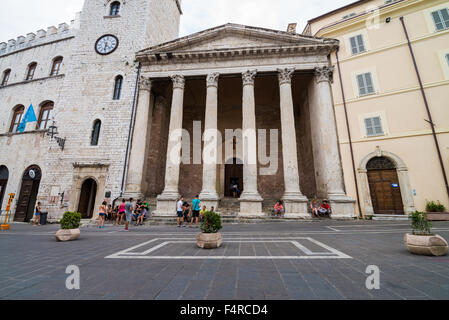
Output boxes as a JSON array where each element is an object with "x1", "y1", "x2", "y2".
[{"x1": 0, "y1": 0, "x2": 355, "y2": 42}]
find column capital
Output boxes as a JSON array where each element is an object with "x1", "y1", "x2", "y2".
[
  {"x1": 242, "y1": 69, "x2": 257, "y2": 86},
  {"x1": 277, "y1": 67, "x2": 295, "y2": 85},
  {"x1": 171, "y1": 74, "x2": 185, "y2": 90},
  {"x1": 314, "y1": 66, "x2": 334, "y2": 84},
  {"x1": 206, "y1": 72, "x2": 220, "y2": 88},
  {"x1": 139, "y1": 76, "x2": 152, "y2": 91}
]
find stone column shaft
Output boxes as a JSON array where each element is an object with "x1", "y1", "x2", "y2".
[
  {"x1": 277, "y1": 68, "x2": 308, "y2": 217},
  {"x1": 156, "y1": 75, "x2": 185, "y2": 215},
  {"x1": 200, "y1": 73, "x2": 220, "y2": 208},
  {"x1": 309, "y1": 66, "x2": 355, "y2": 218},
  {"x1": 239, "y1": 70, "x2": 263, "y2": 216},
  {"x1": 124, "y1": 76, "x2": 153, "y2": 199}
]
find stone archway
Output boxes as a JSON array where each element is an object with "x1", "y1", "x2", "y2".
[
  {"x1": 15, "y1": 165, "x2": 42, "y2": 222},
  {"x1": 358, "y1": 148, "x2": 415, "y2": 216},
  {"x1": 78, "y1": 178, "x2": 98, "y2": 219}
]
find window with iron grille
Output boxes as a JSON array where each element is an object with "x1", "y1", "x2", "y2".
[
  {"x1": 349, "y1": 34, "x2": 366, "y2": 55},
  {"x1": 431, "y1": 8, "x2": 449, "y2": 31},
  {"x1": 110, "y1": 2, "x2": 121, "y2": 16},
  {"x1": 356, "y1": 72, "x2": 375, "y2": 96},
  {"x1": 365, "y1": 117, "x2": 384, "y2": 137}
]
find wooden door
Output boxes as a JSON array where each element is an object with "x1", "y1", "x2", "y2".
[
  {"x1": 225, "y1": 161, "x2": 243, "y2": 197},
  {"x1": 367, "y1": 169, "x2": 404, "y2": 215},
  {"x1": 15, "y1": 180, "x2": 34, "y2": 222},
  {"x1": 78, "y1": 179, "x2": 97, "y2": 219}
]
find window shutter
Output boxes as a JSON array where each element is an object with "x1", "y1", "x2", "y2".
[
  {"x1": 364, "y1": 73, "x2": 374, "y2": 93},
  {"x1": 373, "y1": 117, "x2": 383, "y2": 135},
  {"x1": 350, "y1": 37, "x2": 358, "y2": 54},
  {"x1": 365, "y1": 118, "x2": 374, "y2": 136},
  {"x1": 357, "y1": 74, "x2": 366, "y2": 95},
  {"x1": 356, "y1": 35, "x2": 365, "y2": 52},
  {"x1": 446, "y1": 53, "x2": 449, "y2": 66},
  {"x1": 365, "y1": 117, "x2": 383, "y2": 137},
  {"x1": 432, "y1": 11, "x2": 444, "y2": 30},
  {"x1": 441, "y1": 9, "x2": 449, "y2": 28}
]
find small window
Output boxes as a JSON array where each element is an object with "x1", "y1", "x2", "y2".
[
  {"x1": 26, "y1": 62, "x2": 37, "y2": 81},
  {"x1": 365, "y1": 117, "x2": 384, "y2": 137},
  {"x1": 37, "y1": 102, "x2": 54, "y2": 130},
  {"x1": 50, "y1": 57, "x2": 63, "y2": 76},
  {"x1": 91, "y1": 120, "x2": 101, "y2": 146},
  {"x1": 356, "y1": 72, "x2": 375, "y2": 96},
  {"x1": 1, "y1": 69, "x2": 11, "y2": 86},
  {"x1": 446, "y1": 53, "x2": 449, "y2": 66},
  {"x1": 113, "y1": 75, "x2": 123, "y2": 100},
  {"x1": 431, "y1": 8, "x2": 449, "y2": 31},
  {"x1": 9, "y1": 105, "x2": 25, "y2": 133},
  {"x1": 349, "y1": 34, "x2": 366, "y2": 55},
  {"x1": 110, "y1": 1, "x2": 121, "y2": 16}
]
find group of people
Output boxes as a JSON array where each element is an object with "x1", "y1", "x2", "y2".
[
  {"x1": 97, "y1": 198, "x2": 150, "y2": 230},
  {"x1": 310, "y1": 200, "x2": 332, "y2": 217},
  {"x1": 176, "y1": 195, "x2": 215, "y2": 228}
]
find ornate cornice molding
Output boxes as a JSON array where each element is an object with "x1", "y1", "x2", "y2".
[
  {"x1": 277, "y1": 67, "x2": 295, "y2": 85},
  {"x1": 206, "y1": 73, "x2": 220, "y2": 88},
  {"x1": 314, "y1": 66, "x2": 334, "y2": 84},
  {"x1": 171, "y1": 74, "x2": 185, "y2": 90},
  {"x1": 139, "y1": 76, "x2": 152, "y2": 91},
  {"x1": 242, "y1": 70, "x2": 257, "y2": 86}
]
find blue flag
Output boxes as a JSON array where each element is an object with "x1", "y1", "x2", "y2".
[{"x1": 17, "y1": 104, "x2": 37, "y2": 133}]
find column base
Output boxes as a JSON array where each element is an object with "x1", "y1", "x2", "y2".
[
  {"x1": 283, "y1": 200, "x2": 310, "y2": 219},
  {"x1": 239, "y1": 193, "x2": 264, "y2": 217},
  {"x1": 328, "y1": 194, "x2": 356, "y2": 220},
  {"x1": 199, "y1": 192, "x2": 220, "y2": 212},
  {"x1": 155, "y1": 192, "x2": 180, "y2": 216},
  {"x1": 122, "y1": 191, "x2": 144, "y2": 201}
]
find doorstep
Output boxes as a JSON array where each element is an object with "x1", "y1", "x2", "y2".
[{"x1": 372, "y1": 214, "x2": 409, "y2": 221}]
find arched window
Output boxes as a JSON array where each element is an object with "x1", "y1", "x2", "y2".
[
  {"x1": 91, "y1": 120, "x2": 101, "y2": 146},
  {"x1": 26, "y1": 62, "x2": 37, "y2": 81},
  {"x1": 50, "y1": 57, "x2": 63, "y2": 76},
  {"x1": 110, "y1": 1, "x2": 121, "y2": 16},
  {"x1": 113, "y1": 75, "x2": 123, "y2": 100},
  {"x1": 1, "y1": 69, "x2": 11, "y2": 86},
  {"x1": 37, "y1": 101, "x2": 54, "y2": 130},
  {"x1": 10, "y1": 105, "x2": 25, "y2": 133}
]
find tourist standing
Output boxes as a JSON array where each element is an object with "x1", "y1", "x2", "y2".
[
  {"x1": 124, "y1": 198, "x2": 134, "y2": 231},
  {"x1": 34, "y1": 202, "x2": 42, "y2": 226},
  {"x1": 190, "y1": 195, "x2": 201, "y2": 228},
  {"x1": 182, "y1": 200, "x2": 191, "y2": 228},
  {"x1": 177, "y1": 196, "x2": 184, "y2": 228},
  {"x1": 98, "y1": 201, "x2": 107, "y2": 229},
  {"x1": 116, "y1": 199, "x2": 126, "y2": 226}
]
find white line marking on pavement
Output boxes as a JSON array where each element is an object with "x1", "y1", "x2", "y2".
[{"x1": 326, "y1": 226, "x2": 340, "y2": 232}]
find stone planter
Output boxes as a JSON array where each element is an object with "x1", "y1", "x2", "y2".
[
  {"x1": 404, "y1": 233, "x2": 448, "y2": 256},
  {"x1": 56, "y1": 228, "x2": 80, "y2": 242},
  {"x1": 197, "y1": 232, "x2": 222, "y2": 249},
  {"x1": 426, "y1": 212, "x2": 449, "y2": 221}
]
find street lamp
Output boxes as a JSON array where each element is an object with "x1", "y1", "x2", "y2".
[{"x1": 46, "y1": 120, "x2": 66, "y2": 151}]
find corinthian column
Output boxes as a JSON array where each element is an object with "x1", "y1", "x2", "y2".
[
  {"x1": 308, "y1": 66, "x2": 355, "y2": 219},
  {"x1": 156, "y1": 75, "x2": 185, "y2": 216},
  {"x1": 239, "y1": 70, "x2": 263, "y2": 217},
  {"x1": 277, "y1": 68, "x2": 308, "y2": 218},
  {"x1": 199, "y1": 73, "x2": 220, "y2": 209},
  {"x1": 124, "y1": 76, "x2": 153, "y2": 199}
]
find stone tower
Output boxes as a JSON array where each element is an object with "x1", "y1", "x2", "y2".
[{"x1": 50, "y1": 0, "x2": 182, "y2": 214}]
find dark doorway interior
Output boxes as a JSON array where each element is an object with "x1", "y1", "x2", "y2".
[
  {"x1": 78, "y1": 178, "x2": 97, "y2": 219},
  {"x1": 225, "y1": 158, "x2": 243, "y2": 197},
  {"x1": 0, "y1": 165, "x2": 8, "y2": 209},
  {"x1": 367, "y1": 157, "x2": 404, "y2": 215},
  {"x1": 15, "y1": 166, "x2": 42, "y2": 222}
]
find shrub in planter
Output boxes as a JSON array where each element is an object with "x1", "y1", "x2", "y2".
[
  {"x1": 404, "y1": 211, "x2": 448, "y2": 256},
  {"x1": 425, "y1": 200, "x2": 446, "y2": 213},
  {"x1": 56, "y1": 212, "x2": 82, "y2": 242},
  {"x1": 197, "y1": 211, "x2": 223, "y2": 249}
]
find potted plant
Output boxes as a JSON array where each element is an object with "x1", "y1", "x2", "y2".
[
  {"x1": 56, "y1": 211, "x2": 82, "y2": 242},
  {"x1": 425, "y1": 200, "x2": 449, "y2": 221},
  {"x1": 404, "y1": 211, "x2": 448, "y2": 256},
  {"x1": 197, "y1": 211, "x2": 223, "y2": 249}
]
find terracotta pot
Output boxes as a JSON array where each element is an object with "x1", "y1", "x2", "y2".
[
  {"x1": 56, "y1": 228, "x2": 80, "y2": 242},
  {"x1": 197, "y1": 232, "x2": 222, "y2": 249},
  {"x1": 404, "y1": 233, "x2": 448, "y2": 256}
]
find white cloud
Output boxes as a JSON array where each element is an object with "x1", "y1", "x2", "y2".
[{"x1": 0, "y1": 0, "x2": 356, "y2": 42}]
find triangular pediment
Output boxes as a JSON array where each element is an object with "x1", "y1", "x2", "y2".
[{"x1": 138, "y1": 23, "x2": 337, "y2": 55}]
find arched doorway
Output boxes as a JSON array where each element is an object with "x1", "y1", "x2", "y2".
[
  {"x1": 77, "y1": 178, "x2": 97, "y2": 219},
  {"x1": 15, "y1": 165, "x2": 42, "y2": 222},
  {"x1": 366, "y1": 157, "x2": 404, "y2": 215},
  {"x1": 225, "y1": 158, "x2": 243, "y2": 197},
  {"x1": 0, "y1": 165, "x2": 9, "y2": 209}
]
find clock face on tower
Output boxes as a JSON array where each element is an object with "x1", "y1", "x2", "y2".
[{"x1": 95, "y1": 35, "x2": 119, "y2": 55}]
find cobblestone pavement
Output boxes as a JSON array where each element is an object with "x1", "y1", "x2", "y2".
[{"x1": 1, "y1": 220, "x2": 448, "y2": 300}]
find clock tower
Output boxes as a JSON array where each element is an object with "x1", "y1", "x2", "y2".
[{"x1": 52, "y1": 0, "x2": 182, "y2": 208}]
